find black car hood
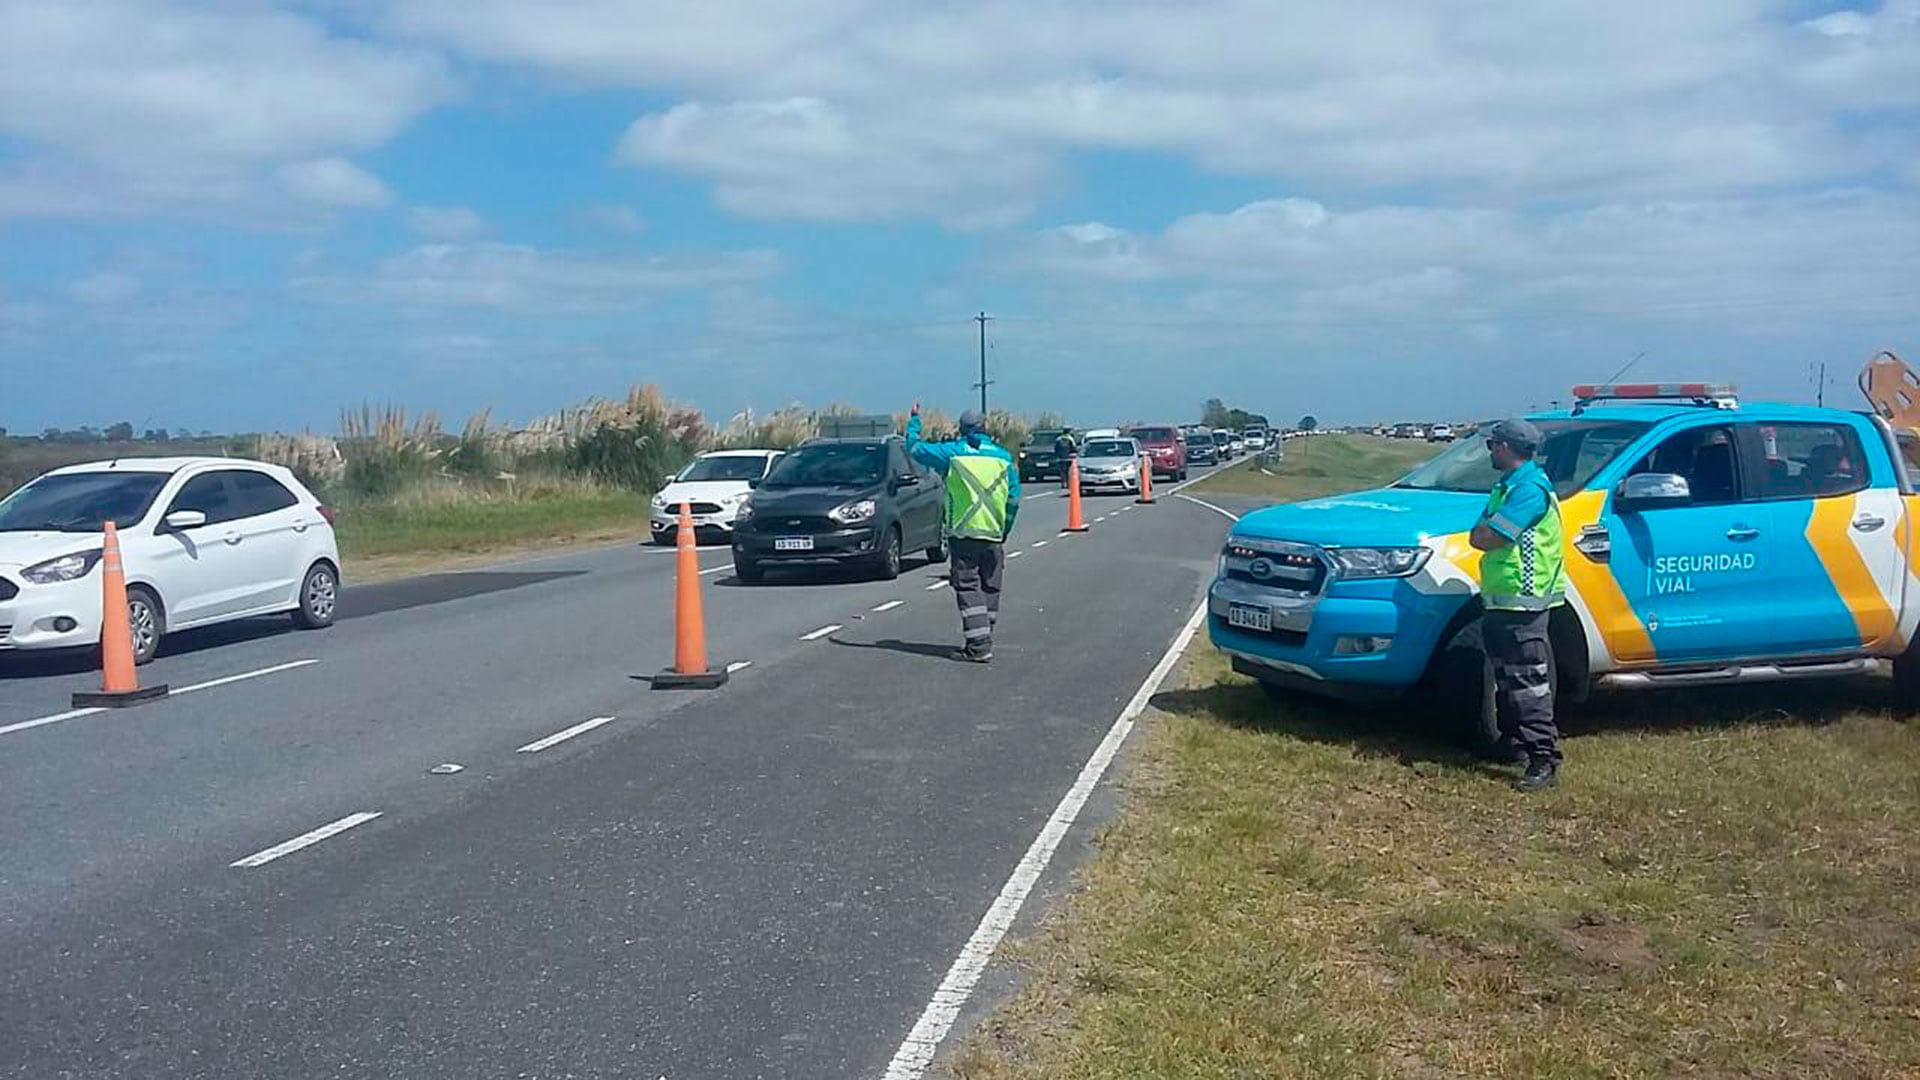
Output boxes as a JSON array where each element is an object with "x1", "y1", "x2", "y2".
[{"x1": 751, "y1": 484, "x2": 885, "y2": 513}]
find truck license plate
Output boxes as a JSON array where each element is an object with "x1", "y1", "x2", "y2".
[
  {"x1": 1227, "y1": 602, "x2": 1273, "y2": 632},
  {"x1": 774, "y1": 537, "x2": 814, "y2": 552}
]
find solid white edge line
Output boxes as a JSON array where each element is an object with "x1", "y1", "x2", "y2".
[
  {"x1": 873, "y1": 600, "x2": 906, "y2": 612},
  {"x1": 229, "y1": 811, "x2": 382, "y2": 868},
  {"x1": 880, "y1": 599, "x2": 1213, "y2": 1080},
  {"x1": 515, "y1": 715, "x2": 617, "y2": 754},
  {"x1": 801, "y1": 624, "x2": 842, "y2": 641},
  {"x1": 1172, "y1": 492, "x2": 1241, "y2": 523},
  {"x1": 0, "y1": 658, "x2": 321, "y2": 739}
]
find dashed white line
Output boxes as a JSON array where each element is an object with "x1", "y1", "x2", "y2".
[
  {"x1": 881, "y1": 601, "x2": 1212, "y2": 1078},
  {"x1": 872, "y1": 600, "x2": 906, "y2": 613},
  {"x1": 801, "y1": 624, "x2": 843, "y2": 641},
  {"x1": 1095, "y1": 516, "x2": 1108, "y2": 523},
  {"x1": 0, "y1": 658, "x2": 321, "y2": 739},
  {"x1": 700, "y1": 564, "x2": 729, "y2": 576},
  {"x1": 230, "y1": 812, "x2": 382, "y2": 869},
  {"x1": 515, "y1": 715, "x2": 616, "y2": 753},
  {"x1": 1032, "y1": 540, "x2": 1049, "y2": 548},
  {"x1": 1007, "y1": 550, "x2": 1024, "y2": 559},
  {"x1": 926, "y1": 580, "x2": 949, "y2": 591},
  {"x1": 726, "y1": 660, "x2": 754, "y2": 673}
]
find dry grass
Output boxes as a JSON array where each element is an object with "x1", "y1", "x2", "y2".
[{"x1": 1192, "y1": 435, "x2": 1443, "y2": 501}]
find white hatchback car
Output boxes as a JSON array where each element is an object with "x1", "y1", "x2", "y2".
[
  {"x1": 649, "y1": 449, "x2": 783, "y2": 543},
  {"x1": 0, "y1": 457, "x2": 340, "y2": 665}
]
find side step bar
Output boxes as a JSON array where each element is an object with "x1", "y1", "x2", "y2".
[{"x1": 1596, "y1": 656, "x2": 1884, "y2": 690}]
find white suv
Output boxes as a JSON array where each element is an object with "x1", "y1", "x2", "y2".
[{"x1": 0, "y1": 457, "x2": 340, "y2": 664}]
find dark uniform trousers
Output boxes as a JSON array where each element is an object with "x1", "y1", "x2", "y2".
[
  {"x1": 1483, "y1": 609, "x2": 1561, "y2": 764},
  {"x1": 949, "y1": 538, "x2": 1004, "y2": 656}
]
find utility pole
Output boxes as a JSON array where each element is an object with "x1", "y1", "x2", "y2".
[
  {"x1": 1817, "y1": 361, "x2": 1827, "y2": 407},
  {"x1": 974, "y1": 311, "x2": 994, "y2": 413}
]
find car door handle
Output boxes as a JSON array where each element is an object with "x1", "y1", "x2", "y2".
[
  {"x1": 1852, "y1": 514, "x2": 1887, "y2": 532},
  {"x1": 1726, "y1": 526, "x2": 1761, "y2": 542},
  {"x1": 222, "y1": 531, "x2": 243, "y2": 546}
]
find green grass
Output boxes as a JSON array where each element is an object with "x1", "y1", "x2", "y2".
[
  {"x1": 1192, "y1": 436, "x2": 1443, "y2": 502},
  {"x1": 332, "y1": 489, "x2": 649, "y2": 562},
  {"x1": 953, "y1": 650, "x2": 1920, "y2": 1079}
]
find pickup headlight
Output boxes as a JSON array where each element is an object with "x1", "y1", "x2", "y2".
[
  {"x1": 829, "y1": 499, "x2": 877, "y2": 525},
  {"x1": 23, "y1": 549, "x2": 103, "y2": 584},
  {"x1": 1327, "y1": 546, "x2": 1431, "y2": 579}
]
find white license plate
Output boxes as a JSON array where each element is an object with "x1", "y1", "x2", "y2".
[
  {"x1": 1227, "y1": 602, "x2": 1273, "y2": 632},
  {"x1": 774, "y1": 537, "x2": 815, "y2": 552}
]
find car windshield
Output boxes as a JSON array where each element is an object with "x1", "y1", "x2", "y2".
[
  {"x1": 1394, "y1": 419, "x2": 1650, "y2": 497},
  {"x1": 677, "y1": 455, "x2": 770, "y2": 483},
  {"x1": 1130, "y1": 428, "x2": 1174, "y2": 443},
  {"x1": 0, "y1": 471, "x2": 171, "y2": 532},
  {"x1": 1025, "y1": 433, "x2": 1065, "y2": 449},
  {"x1": 762, "y1": 444, "x2": 886, "y2": 487},
  {"x1": 1084, "y1": 439, "x2": 1138, "y2": 458}
]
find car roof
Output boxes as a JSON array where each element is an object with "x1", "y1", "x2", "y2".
[
  {"x1": 46, "y1": 456, "x2": 283, "y2": 477},
  {"x1": 799, "y1": 435, "x2": 894, "y2": 446},
  {"x1": 699, "y1": 448, "x2": 781, "y2": 457}
]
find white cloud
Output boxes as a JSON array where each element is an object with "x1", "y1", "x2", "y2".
[
  {"x1": 0, "y1": 0, "x2": 452, "y2": 217},
  {"x1": 69, "y1": 271, "x2": 144, "y2": 305},
  {"x1": 295, "y1": 242, "x2": 783, "y2": 313},
  {"x1": 279, "y1": 158, "x2": 394, "y2": 208},
  {"x1": 408, "y1": 205, "x2": 487, "y2": 239}
]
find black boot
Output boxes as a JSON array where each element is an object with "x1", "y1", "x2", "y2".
[{"x1": 1514, "y1": 757, "x2": 1559, "y2": 793}]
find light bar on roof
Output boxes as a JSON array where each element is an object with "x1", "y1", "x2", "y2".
[{"x1": 1569, "y1": 383, "x2": 1739, "y2": 414}]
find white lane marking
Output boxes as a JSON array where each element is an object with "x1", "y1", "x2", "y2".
[
  {"x1": 801, "y1": 624, "x2": 842, "y2": 641},
  {"x1": 873, "y1": 600, "x2": 906, "y2": 613},
  {"x1": 1032, "y1": 540, "x2": 1048, "y2": 548},
  {"x1": 700, "y1": 564, "x2": 729, "y2": 576},
  {"x1": 926, "y1": 581, "x2": 949, "y2": 591},
  {"x1": 229, "y1": 811, "x2": 382, "y2": 868},
  {"x1": 1008, "y1": 551, "x2": 1024, "y2": 559},
  {"x1": 726, "y1": 660, "x2": 754, "y2": 673},
  {"x1": 0, "y1": 658, "x2": 321, "y2": 740},
  {"x1": 516, "y1": 715, "x2": 616, "y2": 754},
  {"x1": 1173, "y1": 493, "x2": 1242, "y2": 523},
  {"x1": 882, "y1": 601, "x2": 1212, "y2": 1079},
  {"x1": 1094, "y1": 516, "x2": 1108, "y2": 523}
]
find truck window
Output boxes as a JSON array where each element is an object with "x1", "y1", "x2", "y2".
[
  {"x1": 1748, "y1": 422, "x2": 1868, "y2": 500},
  {"x1": 1625, "y1": 425, "x2": 1742, "y2": 505},
  {"x1": 1395, "y1": 419, "x2": 1647, "y2": 497}
]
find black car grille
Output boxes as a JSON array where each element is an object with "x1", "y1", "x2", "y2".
[
  {"x1": 0, "y1": 577, "x2": 16, "y2": 602},
  {"x1": 686, "y1": 502, "x2": 724, "y2": 516},
  {"x1": 762, "y1": 515, "x2": 841, "y2": 535}
]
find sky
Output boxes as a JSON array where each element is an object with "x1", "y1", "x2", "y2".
[{"x1": 1, "y1": 0, "x2": 1916, "y2": 434}]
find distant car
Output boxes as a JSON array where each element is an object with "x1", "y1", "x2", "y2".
[
  {"x1": 1213, "y1": 430, "x2": 1234, "y2": 459},
  {"x1": 0, "y1": 457, "x2": 340, "y2": 665},
  {"x1": 650, "y1": 450, "x2": 783, "y2": 544},
  {"x1": 1185, "y1": 427, "x2": 1219, "y2": 465},
  {"x1": 730, "y1": 436, "x2": 946, "y2": 583},
  {"x1": 1228, "y1": 433, "x2": 1245, "y2": 455},
  {"x1": 1077, "y1": 437, "x2": 1142, "y2": 495},
  {"x1": 1019, "y1": 428, "x2": 1076, "y2": 483},
  {"x1": 1243, "y1": 427, "x2": 1269, "y2": 452},
  {"x1": 1083, "y1": 427, "x2": 1121, "y2": 440},
  {"x1": 1126, "y1": 425, "x2": 1189, "y2": 480},
  {"x1": 1427, "y1": 424, "x2": 1455, "y2": 443}
]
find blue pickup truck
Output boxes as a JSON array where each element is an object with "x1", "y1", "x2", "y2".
[{"x1": 1209, "y1": 383, "x2": 1920, "y2": 743}]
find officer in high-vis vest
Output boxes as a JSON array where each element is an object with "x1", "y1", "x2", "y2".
[
  {"x1": 906, "y1": 405, "x2": 1021, "y2": 663},
  {"x1": 1468, "y1": 418, "x2": 1567, "y2": 792}
]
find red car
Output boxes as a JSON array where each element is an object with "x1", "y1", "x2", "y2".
[{"x1": 1126, "y1": 425, "x2": 1188, "y2": 481}]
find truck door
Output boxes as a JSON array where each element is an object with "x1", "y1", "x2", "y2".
[
  {"x1": 1744, "y1": 419, "x2": 1903, "y2": 654},
  {"x1": 1600, "y1": 423, "x2": 1773, "y2": 663}
]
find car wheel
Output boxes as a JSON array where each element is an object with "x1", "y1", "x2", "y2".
[
  {"x1": 650, "y1": 529, "x2": 675, "y2": 546},
  {"x1": 293, "y1": 562, "x2": 338, "y2": 630},
  {"x1": 126, "y1": 585, "x2": 163, "y2": 666},
  {"x1": 734, "y1": 558, "x2": 765, "y2": 584},
  {"x1": 926, "y1": 536, "x2": 948, "y2": 564},
  {"x1": 873, "y1": 526, "x2": 903, "y2": 581},
  {"x1": 1431, "y1": 620, "x2": 1501, "y2": 752}
]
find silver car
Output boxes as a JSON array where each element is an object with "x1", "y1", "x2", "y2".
[{"x1": 1077, "y1": 437, "x2": 1142, "y2": 494}]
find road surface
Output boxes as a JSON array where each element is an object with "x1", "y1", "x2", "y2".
[{"x1": 0, "y1": 468, "x2": 1246, "y2": 1078}]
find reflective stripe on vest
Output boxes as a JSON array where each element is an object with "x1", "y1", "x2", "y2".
[
  {"x1": 946, "y1": 454, "x2": 1011, "y2": 540},
  {"x1": 1481, "y1": 470, "x2": 1566, "y2": 612}
]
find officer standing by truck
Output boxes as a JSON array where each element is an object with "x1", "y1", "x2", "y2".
[
  {"x1": 906, "y1": 404, "x2": 1021, "y2": 663},
  {"x1": 1468, "y1": 418, "x2": 1567, "y2": 792}
]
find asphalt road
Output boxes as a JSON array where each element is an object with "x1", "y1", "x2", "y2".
[{"x1": 0, "y1": 465, "x2": 1245, "y2": 1079}]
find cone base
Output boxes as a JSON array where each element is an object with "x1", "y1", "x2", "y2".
[
  {"x1": 1063, "y1": 526, "x2": 1091, "y2": 533},
  {"x1": 1135, "y1": 497, "x2": 1157, "y2": 504},
  {"x1": 73, "y1": 684, "x2": 170, "y2": 709},
  {"x1": 652, "y1": 668, "x2": 729, "y2": 690}
]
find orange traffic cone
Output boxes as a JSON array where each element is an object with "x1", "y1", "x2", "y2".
[
  {"x1": 73, "y1": 521, "x2": 168, "y2": 708},
  {"x1": 653, "y1": 502, "x2": 729, "y2": 690},
  {"x1": 1064, "y1": 459, "x2": 1090, "y2": 532},
  {"x1": 1136, "y1": 454, "x2": 1157, "y2": 504}
]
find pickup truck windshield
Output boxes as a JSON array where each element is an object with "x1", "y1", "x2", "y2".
[
  {"x1": 1395, "y1": 419, "x2": 1649, "y2": 497},
  {"x1": 0, "y1": 472, "x2": 170, "y2": 532},
  {"x1": 762, "y1": 444, "x2": 886, "y2": 487}
]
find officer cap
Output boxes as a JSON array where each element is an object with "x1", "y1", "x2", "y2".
[
  {"x1": 1487, "y1": 417, "x2": 1543, "y2": 453},
  {"x1": 957, "y1": 410, "x2": 987, "y2": 434}
]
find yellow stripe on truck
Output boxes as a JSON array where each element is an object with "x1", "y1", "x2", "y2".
[
  {"x1": 1807, "y1": 493, "x2": 1897, "y2": 647},
  {"x1": 1558, "y1": 490, "x2": 1654, "y2": 662}
]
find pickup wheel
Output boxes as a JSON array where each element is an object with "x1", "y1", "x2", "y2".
[{"x1": 1431, "y1": 621, "x2": 1501, "y2": 753}]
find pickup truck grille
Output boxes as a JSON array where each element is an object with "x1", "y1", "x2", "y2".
[{"x1": 1224, "y1": 540, "x2": 1328, "y2": 595}]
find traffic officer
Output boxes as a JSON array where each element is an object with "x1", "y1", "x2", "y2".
[
  {"x1": 905, "y1": 404, "x2": 1021, "y2": 663},
  {"x1": 1468, "y1": 417, "x2": 1567, "y2": 792},
  {"x1": 1053, "y1": 429, "x2": 1078, "y2": 488}
]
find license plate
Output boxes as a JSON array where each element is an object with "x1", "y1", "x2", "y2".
[
  {"x1": 774, "y1": 537, "x2": 814, "y2": 552},
  {"x1": 1227, "y1": 602, "x2": 1273, "y2": 632}
]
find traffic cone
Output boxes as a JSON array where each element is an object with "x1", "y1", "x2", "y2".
[
  {"x1": 73, "y1": 521, "x2": 168, "y2": 708},
  {"x1": 1136, "y1": 454, "x2": 1157, "y2": 504},
  {"x1": 1064, "y1": 459, "x2": 1090, "y2": 532},
  {"x1": 653, "y1": 502, "x2": 729, "y2": 690}
]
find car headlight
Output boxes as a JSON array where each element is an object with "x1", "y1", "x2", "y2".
[
  {"x1": 735, "y1": 497, "x2": 754, "y2": 522},
  {"x1": 1326, "y1": 546, "x2": 1431, "y2": 579},
  {"x1": 22, "y1": 549, "x2": 103, "y2": 584},
  {"x1": 651, "y1": 493, "x2": 669, "y2": 509},
  {"x1": 829, "y1": 499, "x2": 877, "y2": 525}
]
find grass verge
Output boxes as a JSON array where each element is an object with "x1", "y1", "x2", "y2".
[
  {"x1": 952, "y1": 645, "x2": 1920, "y2": 1079},
  {"x1": 1193, "y1": 436, "x2": 1442, "y2": 501},
  {"x1": 334, "y1": 489, "x2": 650, "y2": 581}
]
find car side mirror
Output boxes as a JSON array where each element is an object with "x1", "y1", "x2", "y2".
[
  {"x1": 163, "y1": 509, "x2": 208, "y2": 530},
  {"x1": 894, "y1": 473, "x2": 921, "y2": 489},
  {"x1": 1614, "y1": 472, "x2": 1691, "y2": 512}
]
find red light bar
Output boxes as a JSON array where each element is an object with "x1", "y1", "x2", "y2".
[{"x1": 1572, "y1": 382, "x2": 1736, "y2": 401}]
